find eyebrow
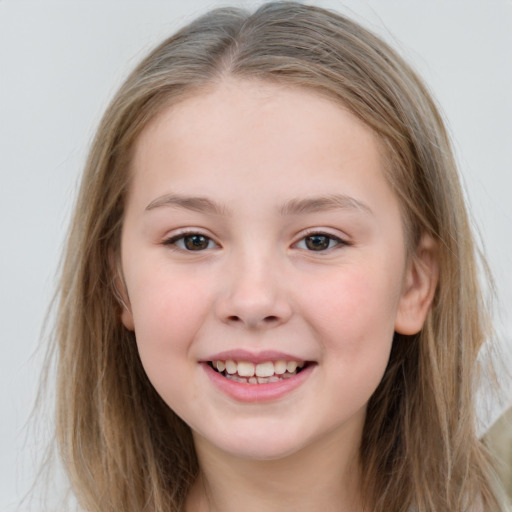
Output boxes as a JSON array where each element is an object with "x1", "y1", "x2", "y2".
[
  {"x1": 145, "y1": 193, "x2": 373, "y2": 216},
  {"x1": 279, "y1": 194, "x2": 374, "y2": 216},
  {"x1": 145, "y1": 194, "x2": 229, "y2": 215}
]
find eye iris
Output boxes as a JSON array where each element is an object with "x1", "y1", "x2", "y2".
[
  {"x1": 184, "y1": 235, "x2": 209, "y2": 250},
  {"x1": 305, "y1": 235, "x2": 330, "y2": 251}
]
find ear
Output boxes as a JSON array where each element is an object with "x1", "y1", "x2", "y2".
[
  {"x1": 109, "y1": 249, "x2": 135, "y2": 331},
  {"x1": 394, "y1": 233, "x2": 439, "y2": 335}
]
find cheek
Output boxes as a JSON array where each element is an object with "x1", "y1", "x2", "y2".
[
  {"x1": 303, "y1": 262, "x2": 402, "y2": 356},
  {"x1": 306, "y1": 264, "x2": 402, "y2": 413},
  {"x1": 126, "y1": 270, "x2": 215, "y2": 410},
  {"x1": 127, "y1": 269, "x2": 213, "y2": 359}
]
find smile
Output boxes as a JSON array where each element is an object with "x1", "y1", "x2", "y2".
[
  {"x1": 208, "y1": 359, "x2": 308, "y2": 384},
  {"x1": 202, "y1": 351, "x2": 316, "y2": 402}
]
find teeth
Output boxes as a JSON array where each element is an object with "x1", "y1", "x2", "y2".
[
  {"x1": 225, "y1": 360, "x2": 237, "y2": 374},
  {"x1": 255, "y1": 361, "x2": 274, "y2": 377},
  {"x1": 287, "y1": 361, "x2": 298, "y2": 373},
  {"x1": 274, "y1": 360, "x2": 287, "y2": 374},
  {"x1": 237, "y1": 361, "x2": 255, "y2": 377},
  {"x1": 256, "y1": 375, "x2": 283, "y2": 384},
  {"x1": 211, "y1": 359, "x2": 306, "y2": 382},
  {"x1": 226, "y1": 373, "x2": 245, "y2": 383}
]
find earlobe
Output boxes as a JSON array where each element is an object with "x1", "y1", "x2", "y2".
[
  {"x1": 109, "y1": 249, "x2": 135, "y2": 331},
  {"x1": 120, "y1": 304, "x2": 135, "y2": 332},
  {"x1": 394, "y1": 234, "x2": 439, "y2": 335}
]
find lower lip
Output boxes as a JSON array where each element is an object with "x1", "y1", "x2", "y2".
[{"x1": 202, "y1": 363, "x2": 315, "y2": 403}]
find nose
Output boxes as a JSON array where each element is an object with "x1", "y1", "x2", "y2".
[{"x1": 215, "y1": 252, "x2": 293, "y2": 330}]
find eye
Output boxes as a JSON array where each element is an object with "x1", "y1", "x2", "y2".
[
  {"x1": 164, "y1": 233, "x2": 218, "y2": 251},
  {"x1": 295, "y1": 233, "x2": 344, "y2": 251}
]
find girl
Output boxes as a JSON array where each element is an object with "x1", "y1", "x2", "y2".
[{"x1": 51, "y1": 2, "x2": 509, "y2": 511}]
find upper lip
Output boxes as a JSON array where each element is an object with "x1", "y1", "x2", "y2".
[{"x1": 201, "y1": 349, "x2": 308, "y2": 364}]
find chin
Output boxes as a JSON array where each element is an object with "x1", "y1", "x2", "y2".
[
  {"x1": 193, "y1": 422, "x2": 313, "y2": 462},
  {"x1": 220, "y1": 442, "x2": 304, "y2": 461}
]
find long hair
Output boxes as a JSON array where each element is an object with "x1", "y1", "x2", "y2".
[{"x1": 53, "y1": 3, "x2": 507, "y2": 511}]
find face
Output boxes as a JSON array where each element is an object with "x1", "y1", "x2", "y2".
[{"x1": 120, "y1": 79, "x2": 434, "y2": 461}]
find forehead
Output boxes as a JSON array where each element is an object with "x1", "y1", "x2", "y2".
[
  {"x1": 133, "y1": 80, "x2": 382, "y2": 179},
  {"x1": 127, "y1": 79, "x2": 402, "y2": 225}
]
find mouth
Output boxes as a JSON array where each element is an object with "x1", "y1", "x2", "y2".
[{"x1": 207, "y1": 359, "x2": 310, "y2": 384}]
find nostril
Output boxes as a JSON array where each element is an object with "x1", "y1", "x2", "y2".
[{"x1": 225, "y1": 314, "x2": 279, "y2": 325}]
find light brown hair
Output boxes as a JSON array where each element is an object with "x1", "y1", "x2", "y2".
[{"x1": 52, "y1": 3, "x2": 507, "y2": 511}]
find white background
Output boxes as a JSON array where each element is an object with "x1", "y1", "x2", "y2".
[{"x1": 1, "y1": 1, "x2": 511, "y2": 510}]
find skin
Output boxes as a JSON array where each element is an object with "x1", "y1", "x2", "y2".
[{"x1": 119, "y1": 79, "x2": 438, "y2": 511}]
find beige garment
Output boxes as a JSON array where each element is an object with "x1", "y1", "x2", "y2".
[{"x1": 484, "y1": 406, "x2": 512, "y2": 498}]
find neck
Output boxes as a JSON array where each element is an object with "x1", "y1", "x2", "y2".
[{"x1": 186, "y1": 425, "x2": 364, "y2": 512}]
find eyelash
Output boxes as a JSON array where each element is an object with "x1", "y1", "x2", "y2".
[
  {"x1": 163, "y1": 231, "x2": 219, "y2": 251},
  {"x1": 163, "y1": 230, "x2": 347, "y2": 253},
  {"x1": 294, "y1": 231, "x2": 347, "y2": 252}
]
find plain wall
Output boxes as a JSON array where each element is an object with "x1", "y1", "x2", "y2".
[{"x1": 1, "y1": 1, "x2": 511, "y2": 509}]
